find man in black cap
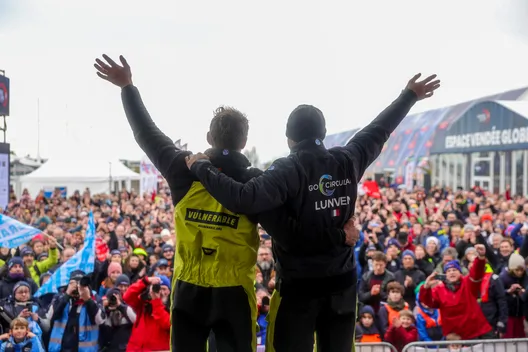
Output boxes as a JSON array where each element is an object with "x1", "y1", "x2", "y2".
[{"x1": 186, "y1": 73, "x2": 441, "y2": 352}]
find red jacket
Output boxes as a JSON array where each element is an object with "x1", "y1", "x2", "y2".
[
  {"x1": 384, "y1": 325, "x2": 417, "y2": 352},
  {"x1": 123, "y1": 277, "x2": 171, "y2": 351},
  {"x1": 419, "y1": 257, "x2": 492, "y2": 340}
]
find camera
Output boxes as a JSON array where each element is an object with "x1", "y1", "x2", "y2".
[
  {"x1": 261, "y1": 297, "x2": 270, "y2": 306},
  {"x1": 108, "y1": 295, "x2": 118, "y2": 306},
  {"x1": 152, "y1": 284, "x2": 161, "y2": 293}
]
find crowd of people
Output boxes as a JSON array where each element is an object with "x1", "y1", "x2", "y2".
[{"x1": 1, "y1": 181, "x2": 528, "y2": 351}]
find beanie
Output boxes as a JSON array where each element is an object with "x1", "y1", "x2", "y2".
[
  {"x1": 402, "y1": 250, "x2": 416, "y2": 260},
  {"x1": 115, "y1": 274, "x2": 130, "y2": 287},
  {"x1": 157, "y1": 275, "x2": 171, "y2": 291},
  {"x1": 70, "y1": 270, "x2": 86, "y2": 281},
  {"x1": 108, "y1": 262, "x2": 123, "y2": 276},
  {"x1": 509, "y1": 253, "x2": 525, "y2": 270},
  {"x1": 8, "y1": 257, "x2": 24, "y2": 270},
  {"x1": 443, "y1": 260, "x2": 462, "y2": 273},
  {"x1": 13, "y1": 281, "x2": 31, "y2": 296},
  {"x1": 285, "y1": 105, "x2": 327, "y2": 143},
  {"x1": 465, "y1": 247, "x2": 477, "y2": 256}
]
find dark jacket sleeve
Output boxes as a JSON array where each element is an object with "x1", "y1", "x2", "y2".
[
  {"x1": 108, "y1": 230, "x2": 118, "y2": 251},
  {"x1": 377, "y1": 305, "x2": 389, "y2": 337},
  {"x1": 358, "y1": 274, "x2": 372, "y2": 303},
  {"x1": 190, "y1": 157, "x2": 300, "y2": 214},
  {"x1": 121, "y1": 85, "x2": 193, "y2": 198},
  {"x1": 343, "y1": 89, "x2": 417, "y2": 179}
]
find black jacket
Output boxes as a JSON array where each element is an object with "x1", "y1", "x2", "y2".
[
  {"x1": 190, "y1": 89, "x2": 418, "y2": 296},
  {"x1": 394, "y1": 267, "x2": 426, "y2": 309},
  {"x1": 120, "y1": 85, "x2": 346, "y2": 261},
  {"x1": 479, "y1": 273, "x2": 508, "y2": 332}
]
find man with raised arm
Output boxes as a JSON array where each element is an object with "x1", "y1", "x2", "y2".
[
  {"x1": 94, "y1": 54, "x2": 357, "y2": 352},
  {"x1": 186, "y1": 74, "x2": 441, "y2": 352}
]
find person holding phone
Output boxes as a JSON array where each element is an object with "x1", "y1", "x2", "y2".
[{"x1": 419, "y1": 244, "x2": 494, "y2": 340}]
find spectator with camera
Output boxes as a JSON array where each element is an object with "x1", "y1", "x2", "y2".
[
  {"x1": 122, "y1": 275, "x2": 170, "y2": 351},
  {"x1": 45, "y1": 270, "x2": 105, "y2": 352},
  {"x1": 99, "y1": 288, "x2": 136, "y2": 351}
]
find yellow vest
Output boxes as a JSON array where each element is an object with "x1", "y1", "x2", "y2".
[{"x1": 173, "y1": 181, "x2": 260, "y2": 288}]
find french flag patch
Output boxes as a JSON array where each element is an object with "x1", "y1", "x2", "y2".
[{"x1": 332, "y1": 209, "x2": 340, "y2": 217}]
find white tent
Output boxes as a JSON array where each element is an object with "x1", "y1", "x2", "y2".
[{"x1": 19, "y1": 157, "x2": 140, "y2": 197}]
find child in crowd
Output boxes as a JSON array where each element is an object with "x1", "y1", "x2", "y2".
[
  {"x1": 446, "y1": 333, "x2": 463, "y2": 352},
  {"x1": 355, "y1": 306, "x2": 382, "y2": 343},
  {"x1": 0, "y1": 317, "x2": 44, "y2": 352},
  {"x1": 414, "y1": 286, "x2": 443, "y2": 342},
  {"x1": 384, "y1": 310, "x2": 418, "y2": 352},
  {"x1": 378, "y1": 281, "x2": 409, "y2": 336}
]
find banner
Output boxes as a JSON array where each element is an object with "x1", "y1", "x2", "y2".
[
  {"x1": 35, "y1": 212, "x2": 96, "y2": 297},
  {"x1": 0, "y1": 214, "x2": 41, "y2": 248}
]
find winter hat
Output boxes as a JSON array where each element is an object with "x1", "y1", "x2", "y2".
[
  {"x1": 20, "y1": 247, "x2": 35, "y2": 257},
  {"x1": 444, "y1": 260, "x2": 462, "y2": 273},
  {"x1": 402, "y1": 250, "x2": 415, "y2": 260},
  {"x1": 387, "y1": 238, "x2": 401, "y2": 249},
  {"x1": 426, "y1": 236, "x2": 440, "y2": 248},
  {"x1": 359, "y1": 305, "x2": 375, "y2": 318},
  {"x1": 481, "y1": 214, "x2": 493, "y2": 223},
  {"x1": 509, "y1": 253, "x2": 525, "y2": 270},
  {"x1": 13, "y1": 281, "x2": 31, "y2": 296},
  {"x1": 162, "y1": 244, "x2": 174, "y2": 253},
  {"x1": 157, "y1": 275, "x2": 171, "y2": 291},
  {"x1": 286, "y1": 105, "x2": 326, "y2": 143},
  {"x1": 8, "y1": 257, "x2": 24, "y2": 270},
  {"x1": 157, "y1": 259, "x2": 169, "y2": 268},
  {"x1": 110, "y1": 250, "x2": 121, "y2": 256},
  {"x1": 39, "y1": 271, "x2": 52, "y2": 286},
  {"x1": 108, "y1": 262, "x2": 123, "y2": 276},
  {"x1": 133, "y1": 248, "x2": 148, "y2": 258},
  {"x1": 115, "y1": 274, "x2": 130, "y2": 287},
  {"x1": 106, "y1": 287, "x2": 121, "y2": 299},
  {"x1": 37, "y1": 253, "x2": 48, "y2": 261},
  {"x1": 70, "y1": 270, "x2": 86, "y2": 281},
  {"x1": 463, "y1": 224, "x2": 475, "y2": 232},
  {"x1": 465, "y1": 247, "x2": 477, "y2": 257}
]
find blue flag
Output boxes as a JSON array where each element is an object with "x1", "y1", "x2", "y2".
[
  {"x1": 0, "y1": 214, "x2": 41, "y2": 248},
  {"x1": 34, "y1": 212, "x2": 96, "y2": 297}
]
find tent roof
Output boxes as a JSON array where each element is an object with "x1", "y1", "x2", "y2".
[{"x1": 20, "y1": 157, "x2": 140, "y2": 182}]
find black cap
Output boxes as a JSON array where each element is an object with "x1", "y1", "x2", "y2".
[
  {"x1": 285, "y1": 105, "x2": 326, "y2": 143},
  {"x1": 70, "y1": 270, "x2": 86, "y2": 281}
]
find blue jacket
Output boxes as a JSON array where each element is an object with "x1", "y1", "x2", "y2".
[
  {"x1": 415, "y1": 294, "x2": 443, "y2": 342},
  {"x1": 48, "y1": 301, "x2": 99, "y2": 352},
  {"x1": 256, "y1": 313, "x2": 268, "y2": 345},
  {"x1": 0, "y1": 335, "x2": 44, "y2": 352}
]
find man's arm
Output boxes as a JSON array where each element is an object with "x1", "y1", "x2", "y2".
[
  {"x1": 190, "y1": 158, "x2": 299, "y2": 214},
  {"x1": 257, "y1": 209, "x2": 348, "y2": 253},
  {"x1": 121, "y1": 86, "x2": 191, "y2": 181},
  {"x1": 344, "y1": 89, "x2": 417, "y2": 179}
]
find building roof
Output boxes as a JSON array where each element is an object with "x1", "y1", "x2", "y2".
[{"x1": 324, "y1": 86, "x2": 528, "y2": 174}]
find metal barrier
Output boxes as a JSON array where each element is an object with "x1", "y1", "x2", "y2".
[
  {"x1": 356, "y1": 342, "x2": 398, "y2": 352},
  {"x1": 402, "y1": 338, "x2": 528, "y2": 352}
]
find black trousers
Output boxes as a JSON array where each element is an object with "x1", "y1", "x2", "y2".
[
  {"x1": 171, "y1": 280, "x2": 256, "y2": 352},
  {"x1": 266, "y1": 284, "x2": 357, "y2": 352}
]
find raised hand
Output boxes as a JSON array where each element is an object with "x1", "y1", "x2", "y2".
[
  {"x1": 94, "y1": 54, "x2": 133, "y2": 88},
  {"x1": 406, "y1": 73, "x2": 441, "y2": 100}
]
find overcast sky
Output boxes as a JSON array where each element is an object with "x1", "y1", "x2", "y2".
[{"x1": 2, "y1": 0, "x2": 528, "y2": 164}]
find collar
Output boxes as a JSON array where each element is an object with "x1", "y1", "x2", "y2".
[
  {"x1": 290, "y1": 138, "x2": 326, "y2": 153},
  {"x1": 204, "y1": 148, "x2": 251, "y2": 178}
]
